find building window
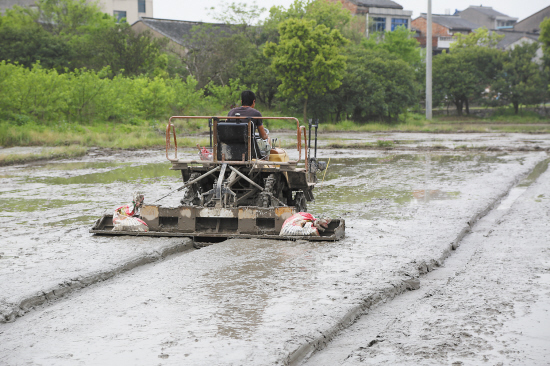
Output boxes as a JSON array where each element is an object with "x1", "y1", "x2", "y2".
[
  {"x1": 138, "y1": 0, "x2": 146, "y2": 13},
  {"x1": 114, "y1": 10, "x2": 126, "y2": 22},
  {"x1": 372, "y1": 17, "x2": 386, "y2": 32},
  {"x1": 391, "y1": 18, "x2": 408, "y2": 31},
  {"x1": 497, "y1": 20, "x2": 514, "y2": 29}
]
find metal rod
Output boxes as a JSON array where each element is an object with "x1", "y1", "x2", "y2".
[
  {"x1": 215, "y1": 163, "x2": 227, "y2": 199},
  {"x1": 167, "y1": 116, "x2": 302, "y2": 162},
  {"x1": 314, "y1": 120, "x2": 318, "y2": 159},
  {"x1": 227, "y1": 165, "x2": 264, "y2": 191},
  {"x1": 209, "y1": 118, "x2": 212, "y2": 148},
  {"x1": 213, "y1": 118, "x2": 218, "y2": 162},
  {"x1": 426, "y1": 0, "x2": 433, "y2": 120},
  {"x1": 152, "y1": 166, "x2": 220, "y2": 203},
  {"x1": 300, "y1": 126, "x2": 308, "y2": 172},
  {"x1": 308, "y1": 119, "x2": 312, "y2": 150},
  {"x1": 165, "y1": 123, "x2": 178, "y2": 162}
]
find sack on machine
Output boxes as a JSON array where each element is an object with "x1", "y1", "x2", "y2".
[
  {"x1": 279, "y1": 212, "x2": 331, "y2": 237},
  {"x1": 112, "y1": 192, "x2": 149, "y2": 232}
]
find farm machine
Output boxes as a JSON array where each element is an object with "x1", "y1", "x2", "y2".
[{"x1": 91, "y1": 116, "x2": 345, "y2": 241}]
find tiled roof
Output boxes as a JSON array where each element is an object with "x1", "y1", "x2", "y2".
[
  {"x1": 496, "y1": 31, "x2": 539, "y2": 49},
  {"x1": 352, "y1": 0, "x2": 403, "y2": 10},
  {"x1": 465, "y1": 6, "x2": 517, "y2": 20},
  {"x1": 420, "y1": 14, "x2": 480, "y2": 31},
  {"x1": 133, "y1": 17, "x2": 232, "y2": 47}
]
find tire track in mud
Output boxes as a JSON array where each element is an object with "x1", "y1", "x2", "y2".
[
  {"x1": 0, "y1": 239, "x2": 194, "y2": 323},
  {"x1": 285, "y1": 158, "x2": 549, "y2": 366}
]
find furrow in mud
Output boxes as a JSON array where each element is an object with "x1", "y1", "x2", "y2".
[
  {"x1": 0, "y1": 239, "x2": 194, "y2": 323},
  {"x1": 284, "y1": 163, "x2": 537, "y2": 366}
]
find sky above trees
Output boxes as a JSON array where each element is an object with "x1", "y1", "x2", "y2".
[{"x1": 154, "y1": 0, "x2": 549, "y2": 24}]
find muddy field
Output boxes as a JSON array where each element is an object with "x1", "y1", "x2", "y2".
[{"x1": 0, "y1": 132, "x2": 549, "y2": 365}]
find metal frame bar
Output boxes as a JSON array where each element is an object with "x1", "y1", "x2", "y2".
[{"x1": 166, "y1": 116, "x2": 304, "y2": 166}]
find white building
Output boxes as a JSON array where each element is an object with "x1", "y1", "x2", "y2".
[
  {"x1": 96, "y1": 0, "x2": 153, "y2": 24},
  {"x1": 0, "y1": 0, "x2": 153, "y2": 24}
]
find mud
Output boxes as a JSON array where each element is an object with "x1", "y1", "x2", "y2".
[
  {"x1": 0, "y1": 133, "x2": 549, "y2": 365},
  {"x1": 305, "y1": 162, "x2": 550, "y2": 366}
]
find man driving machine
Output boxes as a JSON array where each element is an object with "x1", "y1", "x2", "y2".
[{"x1": 228, "y1": 90, "x2": 270, "y2": 142}]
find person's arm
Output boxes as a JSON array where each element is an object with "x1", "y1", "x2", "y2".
[{"x1": 257, "y1": 125, "x2": 269, "y2": 140}]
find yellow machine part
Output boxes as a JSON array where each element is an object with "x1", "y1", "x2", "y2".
[{"x1": 268, "y1": 148, "x2": 289, "y2": 163}]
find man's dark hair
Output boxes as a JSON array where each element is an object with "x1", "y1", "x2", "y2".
[{"x1": 241, "y1": 90, "x2": 256, "y2": 106}]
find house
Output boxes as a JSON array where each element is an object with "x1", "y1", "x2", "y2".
[
  {"x1": 0, "y1": 0, "x2": 152, "y2": 24},
  {"x1": 495, "y1": 31, "x2": 543, "y2": 61},
  {"x1": 328, "y1": 0, "x2": 413, "y2": 36},
  {"x1": 99, "y1": 0, "x2": 153, "y2": 24},
  {"x1": 132, "y1": 17, "x2": 232, "y2": 56},
  {"x1": 457, "y1": 5, "x2": 517, "y2": 30},
  {"x1": 0, "y1": 0, "x2": 35, "y2": 14},
  {"x1": 514, "y1": 5, "x2": 550, "y2": 34},
  {"x1": 411, "y1": 14, "x2": 479, "y2": 53}
]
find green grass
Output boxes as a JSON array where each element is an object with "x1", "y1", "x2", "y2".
[
  {"x1": 1, "y1": 107, "x2": 549, "y2": 165},
  {"x1": 0, "y1": 145, "x2": 87, "y2": 166}
]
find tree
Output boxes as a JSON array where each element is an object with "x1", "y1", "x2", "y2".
[
  {"x1": 541, "y1": 18, "x2": 550, "y2": 51},
  {"x1": 183, "y1": 24, "x2": 254, "y2": 89},
  {"x1": 260, "y1": 0, "x2": 352, "y2": 44},
  {"x1": 331, "y1": 47, "x2": 417, "y2": 122},
  {"x1": 361, "y1": 26, "x2": 422, "y2": 68},
  {"x1": 236, "y1": 47, "x2": 279, "y2": 109},
  {"x1": 493, "y1": 42, "x2": 545, "y2": 114},
  {"x1": 434, "y1": 44, "x2": 503, "y2": 115},
  {"x1": 208, "y1": 1, "x2": 266, "y2": 27},
  {"x1": 26, "y1": 0, "x2": 110, "y2": 36},
  {"x1": 0, "y1": 21, "x2": 73, "y2": 71},
  {"x1": 76, "y1": 23, "x2": 168, "y2": 77},
  {"x1": 264, "y1": 18, "x2": 348, "y2": 122},
  {"x1": 451, "y1": 27, "x2": 503, "y2": 49}
]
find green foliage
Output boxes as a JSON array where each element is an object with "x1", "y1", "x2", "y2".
[
  {"x1": 206, "y1": 78, "x2": 247, "y2": 109},
  {"x1": 184, "y1": 24, "x2": 254, "y2": 88},
  {"x1": 209, "y1": 1, "x2": 266, "y2": 26},
  {"x1": 492, "y1": 42, "x2": 546, "y2": 113},
  {"x1": 0, "y1": 22, "x2": 73, "y2": 71},
  {"x1": 451, "y1": 27, "x2": 504, "y2": 49},
  {"x1": 0, "y1": 61, "x2": 214, "y2": 124},
  {"x1": 264, "y1": 17, "x2": 348, "y2": 122},
  {"x1": 29, "y1": 0, "x2": 107, "y2": 36},
  {"x1": 334, "y1": 47, "x2": 417, "y2": 122},
  {"x1": 76, "y1": 23, "x2": 168, "y2": 77},
  {"x1": 433, "y1": 47, "x2": 503, "y2": 115},
  {"x1": 361, "y1": 26, "x2": 422, "y2": 68},
  {"x1": 540, "y1": 18, "x2": 550, "y2": 55},
  {"x1": 261, "y1": 0, "x2": 351, "y2": 44},
  {"x1": 236, "y1": 46, "x2": 279, "y2": 108},
  {"x1": 0, "y1": 0, "x2": 168, "y2": 77}
]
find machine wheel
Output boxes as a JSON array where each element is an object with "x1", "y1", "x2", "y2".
[
  {"x1": 181, "y1": 172, "x2": 202, "y2": 206},
  {"x1": 294, "y1": 191, "x2": 307, "y2": 212}
]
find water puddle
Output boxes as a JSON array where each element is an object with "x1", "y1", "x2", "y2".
[
  {"x1": 0, "y1": 198, "x2": 92, "y2": 212},
  {"x1": 26, "y1": 162, "x2": 180, "y2": 185},
  {"x1": 309, "y1": 153, "x2": 506, "y2": 219},
  {"x1": 34, "y1": 162, "x2": 123, "y2": 171},
  {"x1": 45, "y1": 215, "x2": 99, "y2": 226},
  {"x1": 517, "y1": 158, "x2": 549, "y2": 188},
  {"x1": 496, "y1": 158, "x2": 549, "y2": 211}
]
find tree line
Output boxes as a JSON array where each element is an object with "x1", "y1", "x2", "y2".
[{"x1": 1, "y1": 0, "x2": 550, "y2": 126}]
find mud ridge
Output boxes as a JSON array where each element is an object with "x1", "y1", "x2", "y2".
[
  {"x1": 323, "y1": 145, "x2": 550, "y2": 152},
  {"x1": 0, "y1": 239, "x2": 194, "y2": 323},
  {"x1": 284, "y1": 165, "x2": 535, "y2": 366}
]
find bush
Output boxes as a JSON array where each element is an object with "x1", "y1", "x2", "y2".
[{"x1": 0, "y1": 61, "x2": 219, "y2": 124}]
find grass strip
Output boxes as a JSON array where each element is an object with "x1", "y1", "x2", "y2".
[{"x1": 0, "y1": 146, "x2": 88, "y2": 166}]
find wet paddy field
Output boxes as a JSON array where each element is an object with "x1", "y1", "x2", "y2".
[{"x1": 0, "y1": 133, "x2": 549, "y2": 365}]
